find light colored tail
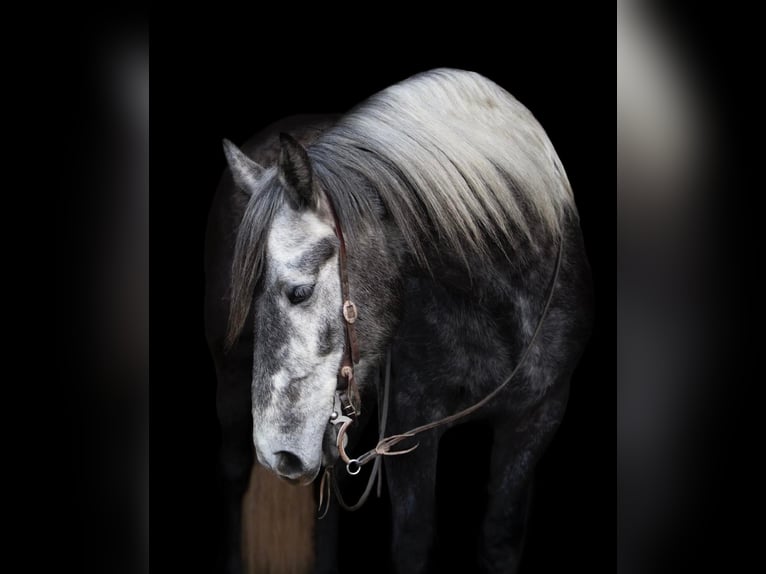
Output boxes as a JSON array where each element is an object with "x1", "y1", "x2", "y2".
[{"x1": 242, "y1": 463, "x2": 315, "y2": 574}]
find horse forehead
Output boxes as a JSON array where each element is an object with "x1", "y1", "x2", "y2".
[{"x1": 267, "y1": 207, "x2": 334, "y2": 264}]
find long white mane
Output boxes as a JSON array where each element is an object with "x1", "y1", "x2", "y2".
[
  {"x1": 310, "y1": 68, "x2": 574, "y2": 264},
  {"x1": 228, "y1": 69, "x2": 575, "y2": 344}
]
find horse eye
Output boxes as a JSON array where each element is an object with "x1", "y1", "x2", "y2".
[{"x1": 288, "y1": 284, "x2": 315, "y2": 305}]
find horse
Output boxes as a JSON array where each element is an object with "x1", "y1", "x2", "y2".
[{"x1": 205, "y1": 69, "x2": 593, "y2": 574}]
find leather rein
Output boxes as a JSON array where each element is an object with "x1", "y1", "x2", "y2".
[{"x1": 319, "y1": 193, "x2": 564, "y2": 515}]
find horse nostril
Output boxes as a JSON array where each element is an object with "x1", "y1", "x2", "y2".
[{"x1": 273, "y1": 450, "x2": 306, "y2": 477}]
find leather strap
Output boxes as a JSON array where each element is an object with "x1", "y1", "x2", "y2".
[{"x1": 325, "y1": 194, "x2": 361, "y2": 417}]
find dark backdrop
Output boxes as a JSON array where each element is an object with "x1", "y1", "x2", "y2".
[{"x1": 152, "y1": 15, "x2": 613, "y2": 573}]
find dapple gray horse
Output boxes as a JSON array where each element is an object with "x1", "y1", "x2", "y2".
[{"x1": 205, "y1": 69, "x2": 592, "y2": 573}]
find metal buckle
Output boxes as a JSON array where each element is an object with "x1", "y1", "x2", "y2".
[
  {"x1": 330, "y1": 392, "x2": 351, "y2": 425},
  {"x1": 343, "y1": 401, "x2": 357, "y2": 417},
  {"x1": 342, "y1": 300, "x2": 358, "y2": 324}
]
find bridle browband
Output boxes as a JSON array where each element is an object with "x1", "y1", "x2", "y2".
[{"x1": 319, "y1": 192, "x2": 564, "y2": 515}]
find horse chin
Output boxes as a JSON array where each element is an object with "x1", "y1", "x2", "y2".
[{"x1": 278, "y1": 465, "x2": 321, "y2": 486}]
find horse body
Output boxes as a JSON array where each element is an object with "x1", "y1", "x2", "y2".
[
  {"x1": 385, "y1": 218, "x2": 591, "y2": 573},
  {"x1": 206, "y1": 70, "x2": 592, "y2": 573}
]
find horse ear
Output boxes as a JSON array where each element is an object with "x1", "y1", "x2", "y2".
[
  {"x1": 278, "y1": 133, "x2": 316, "y2": 210},
  {"x1": 222, "y1": 139, "x2": 264, "y2": 196}
]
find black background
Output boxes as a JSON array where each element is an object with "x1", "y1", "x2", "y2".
[{"x1": 152, "y1": 14, "x2": 613, "y2": 573}]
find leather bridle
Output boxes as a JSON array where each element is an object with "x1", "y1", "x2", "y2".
[
  {"x1": 327, "y1": 198, "x2": 362, "y2": 421},
  {"x1": 319, "y1": 192, "x2": 564, "y2": 515}
]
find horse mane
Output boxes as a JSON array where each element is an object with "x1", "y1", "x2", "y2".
[{"x1": 227, "y1": 69, "x2": 574, "y2": 347}]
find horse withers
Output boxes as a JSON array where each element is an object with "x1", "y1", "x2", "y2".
[{"x1": 205, "y1": 69, "x2": 593, "y2": 573}]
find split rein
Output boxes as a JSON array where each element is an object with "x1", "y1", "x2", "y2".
[{"x1": 318, "y1": 195, "x2": 564, "y2": 516}]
